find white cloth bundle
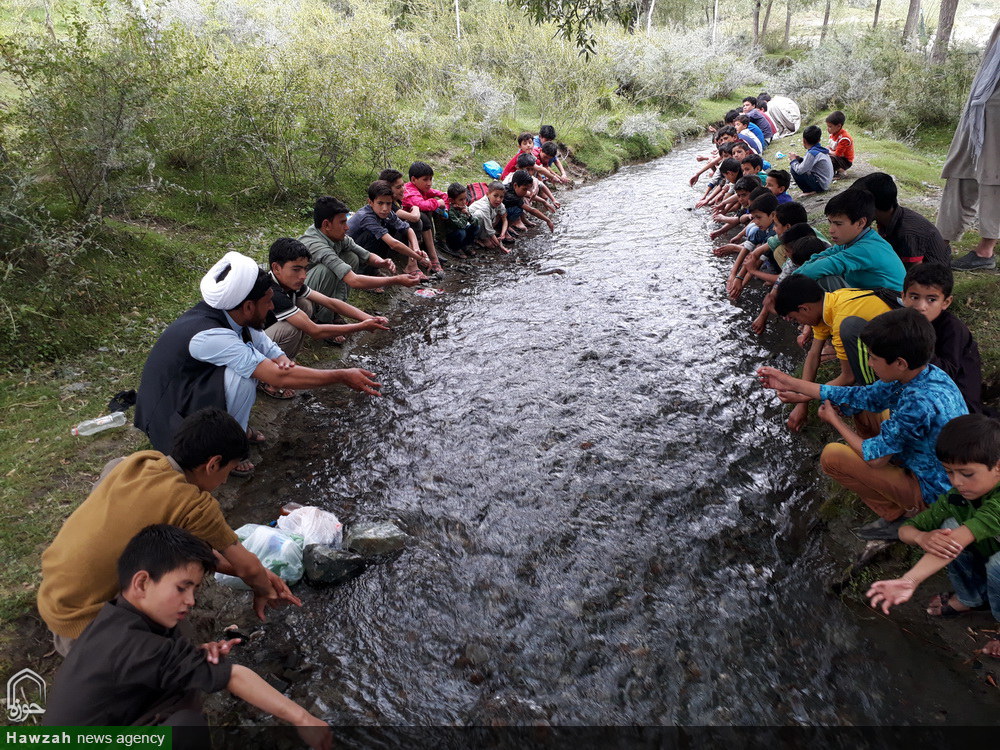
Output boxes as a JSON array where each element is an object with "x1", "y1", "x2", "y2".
[{"x1": 200, "y1": 251, "x2": 261, "y2": 310}]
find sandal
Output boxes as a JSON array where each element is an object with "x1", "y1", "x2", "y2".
[
  {"x1": 231, "y1": 459, "x2": 255, "y2": 477},
  {"x1": 257, "y1": 382, "x2": 296, "y2": 400},
  {"x1": 246, "y1": 427, "x2": 266, "y2": 444},
  {"x1": 926, "y1": 591, "x2": 989, "y2": 618}
]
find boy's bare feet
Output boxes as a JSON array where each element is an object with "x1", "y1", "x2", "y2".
[{"x1": 983, "y1": 639, "x2": 1000, "y2": 657}]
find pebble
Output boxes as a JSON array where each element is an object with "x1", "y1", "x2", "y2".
[{"x1": 344, "y1": 521, "x2": 410, "y2": 556}]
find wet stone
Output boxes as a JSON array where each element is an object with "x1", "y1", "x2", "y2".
[
  {"x1": 344, "y1": 521, "x2": 410, "y2": 557},
  {"x1": 303, "y1": 545, "x2": 367, "y2": 585}
]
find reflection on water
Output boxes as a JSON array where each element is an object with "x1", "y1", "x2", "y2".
[{"x1": 231, "y1": 144, "x2": 997, "y2": 726}]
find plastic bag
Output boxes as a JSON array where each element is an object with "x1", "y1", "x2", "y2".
[
  {"x1": 482, "y1": 161, "x2": 502, "y2": 179},
  {"x1": 276, "y1": 506, "x2": 343, "y2": 548},
  {"x1": 215, "y1": 524, "x2": 305, "y2": 589}
]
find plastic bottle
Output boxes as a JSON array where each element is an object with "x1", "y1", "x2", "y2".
[
  {"x1": 280, "y1": 502, "x2": 304, "y2": 516},
  {"x1": 72, "y1": 412, "x2": 127, "y2": 436}
]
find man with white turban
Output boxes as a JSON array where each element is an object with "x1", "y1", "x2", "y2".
[{"x1": 135, "y1": 251, "x2": 381, "y2": 473}]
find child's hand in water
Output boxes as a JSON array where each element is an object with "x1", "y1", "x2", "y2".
[{"x1": 867, "y1": 578, "x2": 917, "y2": 614}]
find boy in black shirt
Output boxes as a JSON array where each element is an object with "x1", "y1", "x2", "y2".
[
  {"x1": 44, "y1": 525, "x2": 330, "y2": 749},
  {"x1": 902, "y1": 263, "x2": 983, "y2": 413}
]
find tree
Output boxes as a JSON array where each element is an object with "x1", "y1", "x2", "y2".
[
  {"x1": 786, "y1": 0, "x2": 797, "y2": 46},
  {"x1": 761, "y1": 0, "x2": 775, "y2": 41},
  {"x1": 820, "y1": 0, "x2": 831, "y2": 41},
  {"x1": 872, "y1": 0, "x2": 882, "y2": 30},
  {"x1": 513, "y1": 0, "x2": 639, "y2": 55},
  {"x1": 932, "y1": 0, "x2": 960, "y2": 63},
  {"x1": 902, "y1": 0, "x2": 921, "y2": 42}
]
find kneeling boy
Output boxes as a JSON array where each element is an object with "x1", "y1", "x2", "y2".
[
  {"x1": 43, "y1": 525, "x2": 331, "y2": 748},
  {"x1": 868, "y1": 414, "x2": 1000, "y2": 660}
]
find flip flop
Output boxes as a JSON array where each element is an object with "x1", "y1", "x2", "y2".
[
  {"x1": 246, "y1": 427, "x2": 266, "y2": 444},
  {"x1": 926, "y1": 591, "x2": 989, "y2": 618},
  {"x1": 231, "y1": 460, "x2": 255, "y2": 477},
  {"x1": 257, "y1": 382, "x2": 296, "y2": 400}
]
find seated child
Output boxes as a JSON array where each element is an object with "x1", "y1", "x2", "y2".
[
  {"x1": 43, "y1": 525, "x2": 332, "y2": 748},
  {"x1": 730, "y1": 201, "x2": 809, "y2": 298},
  {"x1": 691, "y1": 130, "x2": 737, "y2": 188},
  {"x1": 697, "y1": 157, "x2": 741, "y2": 210},
  {"x1": 536, "y1": 124, "x2": 570, "y2": 181},
  {"x1": 710, "y1": 176, "x2": 759, "y2": 238},
  {"x1": 500, "y1": 132, "x2": 536, "y2": 180},
  {"x1": 402, "y1": 161, "x2": 448, "y2": 277},
  {"x1": 794, "y1": 189, "x2": 905, "y2": 292},
  {"x1": 348, "y1": 180, "x2": 430, "y2": 278},
  {"x1": 788, "y1": 125, "x2": 833, "y2": 195},
  {"x1": 263, "y1": 238, "x2": 390, "y2": 373},
  {"x1": 740, "y1": 154, "x2": 767, "y2": 184},
  {"x1": 379, "y1": 168, "x2": 421, "y2": 226},
  {"x1": 772, "y1": 275, "x2": 895, "y2": 431},
  {"x1": 902, "y1": 263, "x2": 983, "y2": 414},
  {"x1": 826, "y1": 110, "x2": 854, "y2": 175},
  {"x1": 750, "y1": 227, "x2": 826, "y2": 335},
  {"x1": 469, "y1": 180, "x2": 509, "y2": 251},
  {"x1": 504, "y1": 169, "x2": 554, "y2": 234},
  {"x1": 723, "y1": 186, "x2": 771, "y2": 246},
  {"x1": 438, "y1": 183, "x2": 480, "y2": 259},
  {"x1": 766, "y1": 169, "x2": 793, "y2": 204},
  {"x1": 716, "y1": 191, "x2": 777, "y2": 259},
  {"x1": 758, "y1": 308, "x2": 969, "y2": 539},
  {"x1": 742, "y1": 96, "x2": 774, "y2": 143},
  {"x1": 503, "y1": 153, "x2": 558, "y2": 212},
  {"x1": 852, "y1": 172, "x2": 950, "y2": 266},
  {"x1": 734, "y1": 114, "x2": 764, "y2": 154},
  {"x1": 867, "y1": 414, "x2": 1000, "y2": 660}
]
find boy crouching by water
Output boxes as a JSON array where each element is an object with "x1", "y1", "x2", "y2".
[
  {"x1": 44, "y1": 525, "x2": 332, "y2": 748},
  {"x1": 868, "y1": 415, "x2": 1000, "y2": 660},
  {"x1": 757, "y1": 308, "x2": 968, "y2": 541}
]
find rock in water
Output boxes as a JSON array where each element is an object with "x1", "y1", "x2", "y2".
[
  {"x1": 303, "y1": 545, "x2": 367, "y2": 585},
  {"x1": 344, "y1": 521, "x2": 410, "y2": 556}
]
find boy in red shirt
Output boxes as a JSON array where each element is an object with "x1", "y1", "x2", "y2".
[{"x1": 826, "y1": 111, "x2": 854, "y2": 176}]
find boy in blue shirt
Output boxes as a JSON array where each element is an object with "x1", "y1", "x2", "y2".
[
  {"x1": 758, "y1": 308, "x2": 968, "y2": 540},
  {"x1": 868, "y1": 414, "x2": 1000, "y2": 660},
  {"x1": 794, "y1": 189, "x2": 906, "y2": 292}
]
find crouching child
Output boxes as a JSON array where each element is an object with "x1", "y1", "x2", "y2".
[
  {"x1": 868, "y1": 414, "x2": 1000, "y2": 660},
  {"x1": 43, "y1": 524, "x2": 332, "y2": 749},
  {"x1": 469, "y1": 181, "x2": 509, "y2": 251}
]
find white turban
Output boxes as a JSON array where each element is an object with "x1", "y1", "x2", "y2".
[{"x1": 200, "y1": 251, "x2": 262, "y2": 310}]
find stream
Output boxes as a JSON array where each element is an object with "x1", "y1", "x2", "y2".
[{"x1": 224, "y1": 142, "x2": 999, "y2": 727}]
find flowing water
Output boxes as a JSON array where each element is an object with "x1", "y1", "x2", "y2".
[{"x1": 228, "y1": 143, "x2": 999, "y2": 727}]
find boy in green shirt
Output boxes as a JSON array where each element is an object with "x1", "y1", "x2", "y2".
[{"x1": 868, "y1": 414, "x2": 1000, "y2": 659}]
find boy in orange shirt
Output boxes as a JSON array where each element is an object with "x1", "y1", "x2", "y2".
[{"x1": 826, "y1": 111, "x2": 854, "y2": 176}]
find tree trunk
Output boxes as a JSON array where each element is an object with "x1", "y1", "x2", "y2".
[
  {"x1": 872, "y1": 0, "x2": 882, "y2": 30},
  {"x1": 646, "y1": 0, "x2": 657, "y2": 35},
  {"x1": 753, "y1": 0, "x2": 761, "y2": 44},
  {"x1": 761, "y1": 0, "x2": 775, "y2": 40},
  {"x1": 932, "y1": 0, "x2": 960, "y2": 63},
  {"x1": 454, "y1": 0, "x2": 461, "y2": 40},
  {"x1": 902, "y1": 0, "x2": 921, "y2": 41},
  {"x1": 820, "y1": 0, "x2": 831, "y2": 41},
  {"x1": 785, "y1": 0, "x2": 793, "y2": 46},
  {"x1": 712, "y1": 0, "x2": 719, "y2": 43}
]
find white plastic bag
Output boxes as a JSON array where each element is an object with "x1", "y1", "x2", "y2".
[
  {"x1": 276, "y1": 506, "x2": 343, "y2": 548},
  {"x1": 215, "y1": 524, "x2": 305, "y2": 589}
]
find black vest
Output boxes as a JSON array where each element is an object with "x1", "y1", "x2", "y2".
[{"x1": 134, "y1": 302, "x2": 232, "y2": 452}]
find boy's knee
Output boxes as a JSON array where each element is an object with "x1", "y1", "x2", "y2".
[
  {"x1": 820, "y1": 442, "x2": 853, "y2": 473},
  {"x1": 940, "y1": 517, "x2": 961, "y2": 531}
]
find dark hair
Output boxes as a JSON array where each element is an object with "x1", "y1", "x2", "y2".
[
  {"x1": 723, "y1": 109, "x2": 740, "y2": 124},
  {"x1": 313, "y1": 196, "x2": 349, "y2": 228},
  {"x1": 447, "y1": 182, "x2": 468, "y2": 201},
  {"x1": 268, "y1": 237, "x2": 310, "y2": 266},
  {"x1": 511, "y1": 169, "x2": 533, "y2": 187},
  {"x1": 515, "y1": 153, "x2": 536, "y2": 169},
  {"x1": 736, "y1": 114, "x2": 751, "y2": 126},
  {"x1": 852, "y1": 172, "x2": 898, "y2": 212},
  {"x1": 767, "y1": 169, "x2": 791, "y2": 190},
  {"x1": 826, "y1": 110, "x2": 846, "y2": 126},
  {"x1": 824, "y1": 188, "x2": 875, "y2": 226},
  {"x1": 408, "y1": 161, "x2": 434, "y2": 180},
  {"x1": 775, "y1": 274, "x2": 824, "y2": 316},
  {"x1": 775, "y1": 201, "x2": 807, "y2": 226},
  {"x1": 716, "y1": 125, "x2": 738, "y2": 139},
  {"x1": 789, "y1": 235, "x2": 828, "y2": 265},
  {"x1": 717, "y1": 142, "x2": 735, "y2": 156},
  {"x1": 367, "y1": 180, "x2": 395, "y2": 201},
  {"x1": 540, "y1": 141, "x2": 558, "y2": 157},
  {"x1": 936, "y1": 415, "x2": 1000, "y2": 467},
  {"x1": 802, "y1": 125, "x2": 822, "y2": 146},
  {"x1": 779, "y1": 220, "x2": 815, "y2": 245},
  {"x1": 859, "y1": 307, "x2": 935, "y2": 370},
  {"x1": 539, "y1": 125, "x2": 556, "y2": 140},
  {"x1": 743, "y1": 96, "x2": 758, "y2": 108},
  {"x1": 719, "y1": 157, "x2": 741, "y2": 176},
  {"x1": 904, "y1": 262, "x2": 954, "y2": 297},
  {"x1": 749, "y1": 193, "x2": 778, "y2": 214},
  {"x1": 749, "y1": 186, "x2": 771, "y2": 200},
  {"x1": 518, "y1": 132, "x2": 534, "y2": 144},
  {"x1": 758, "y1": 92, "x2": 771, "y2": 102},
  {"x1": 742, "y1": 154, "x2": 763, "y2": 170},
  {"x1": 730, "y1": 141, "x2": 750, "y2": 153},
  {"x1": 734, "y1": 176, "x2": 759, "y2": 193},
  {"x1": 378, "y1": 168, "x2": 403, "y2": 184},
  {"x1": 488, "y1": 181, "x2": 505, "y2": 193},
  {"x1": 171, "y1": 407, "x2": 249, "y2": 470},
  {"x1": 118, "y1": 524, "x2": 217, "y2": 591},
  {"x1": 757, "y1": 100, "x2": 768, "y2": 112}
]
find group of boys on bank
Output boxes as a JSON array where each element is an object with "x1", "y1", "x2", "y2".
[
  {"x1": 35, "y1": 131, "x2": 569, "y2": 742},
  {"x1": 693, "y1": 93, "x2": 1000, "y2": 659}
]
